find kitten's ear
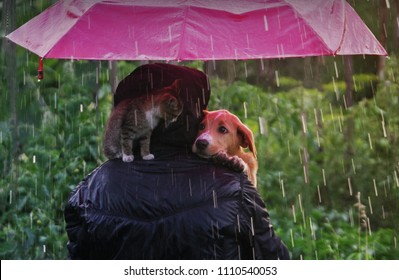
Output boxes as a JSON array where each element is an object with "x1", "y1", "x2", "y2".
[
  {"x1": 170, "y1": 79, "x2": 182, "y2": 95},
  {"x1": 166, "y1": 95, "x2": 179, "y2": 109}
]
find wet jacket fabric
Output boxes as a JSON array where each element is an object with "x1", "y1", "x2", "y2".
[
  {"x1": 64, "y1": 63, "x2": 289, "y2": 259},
  {"x1": 65, "y1": 155, "x2": 290, "y2": 259}
]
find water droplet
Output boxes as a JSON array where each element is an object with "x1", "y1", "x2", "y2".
[
  {"x1": 348, "y1": 177, "x2": 353, "y2": 196},
  {"x1": 263, "y1": 15, "x2": 269, "y2": 31},
  {"x1": 317, "y1": 185, "x2": 322, "y2": 203},
  {"x1": 368, "y1": 196, "x2": 373, "y2": 215},
  {"x1": 368, "y1": 133, "x2": 373, "y2": 150},
  {"x1": 334, "y1": 61, "x2": 339, "y2": 78},
  {"x1": 275, "y1": 70, "x2": 280, "y2": 87},
  {"x1": 258, "y1": 117, "x2": 266, "y2": 135},
  {"x1": 373, "y1": 179, "x2": 378, "y2": 197},
  {"x1": 168, "y1": 25, "x2": 172, "y2": 43}
]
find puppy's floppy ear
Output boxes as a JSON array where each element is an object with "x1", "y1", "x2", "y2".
[{"x1": 235, "y1": 119, "x2": 257, "y2": 159}]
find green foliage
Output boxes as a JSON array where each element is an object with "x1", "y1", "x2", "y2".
[
  {"x1": 209, "y1": 58, "x2": 399, "y2": 259},
  {"x1": 0, "y1": 58, "x2": 111, "y2": 259}
]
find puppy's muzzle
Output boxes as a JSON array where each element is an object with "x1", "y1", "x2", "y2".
[{"x1": 195, "y1": 139, "x2": 209, "y2": 151}]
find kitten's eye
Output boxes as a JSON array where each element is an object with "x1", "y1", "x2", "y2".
[
  {"x1": 199, "y1": 123, "x2": 206, "y2": 130},
  {"x1": 218, "y1": 126, "x2": 228, "y2": 134}
]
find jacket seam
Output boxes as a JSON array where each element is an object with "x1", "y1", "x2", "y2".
[{"x1": 82, "y1": 196, "x2": 239, "y2": 223}]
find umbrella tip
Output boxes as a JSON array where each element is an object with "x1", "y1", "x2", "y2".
[{"x1": 37, "y1": 57, "x2": 44, "y2": 80}]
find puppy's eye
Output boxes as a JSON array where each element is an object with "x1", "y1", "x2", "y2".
[
  {"x1": 199, "y1": 123, "x2": 206, "y2": 130},
  {"x1": 218, "y1": 126, "x2": 228, "y2": 134}
]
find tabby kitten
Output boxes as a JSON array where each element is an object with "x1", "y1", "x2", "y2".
[{"x1": 103, "y1": 79, "x2": 183, "y2": 162}]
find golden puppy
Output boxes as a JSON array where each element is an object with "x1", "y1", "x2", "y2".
[{"x1": 192, "y1": 110, "x2": 258, "y2": 187}]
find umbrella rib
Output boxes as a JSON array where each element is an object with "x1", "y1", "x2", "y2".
[
  {"x1": 44, "y1": 1, "x2": 98, "y2": 59},
  {"x1": 283, "y1": 0, "x2": 335, "y2": 54},
  {"x1": 176, "y1": 5, "x2": 190, "y2": 61},
  {"x1": 334, "y1": 3, "x2": 347, "y2": 55}
]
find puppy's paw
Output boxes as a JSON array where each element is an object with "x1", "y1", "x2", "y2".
[
  {"x1": 212, "y1": 152, "x2": 246, "y2": 172},
  {"x1": 122, "y1": 154, "x2": 134, "y2": 162},
  {"x1": 142, "y1": 154, "x2": 155, "y2": 160},
  {"x1": 228, "y1": 155, "x2": 247, "y2": 172}
]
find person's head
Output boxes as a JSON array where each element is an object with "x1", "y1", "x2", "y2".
[{"x1": 114, "y1": 63, "x2": 210, "y2": 156}]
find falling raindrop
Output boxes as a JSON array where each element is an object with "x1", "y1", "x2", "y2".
[
  {"x1": 263, "y1": 15, "x2": 269, "y2": 31},
  {"x1": 322, "y1": 168, "x2": 326, "y2": 186},
  {"x1": 316, "y1": 131, "x2": 321, "y2": 147},
  {"x1": 298, "y1": 194, "x2": 303, "y2": 214},
  {"x1": 367, "y1": 218, "x2": 372, "y2": 235},
  {"x1": 382, "y1": 206, "x2": 385, "y2": 219},
  {"x1": 317, "y1": 185, "x2": 321, "y2": 203},
  {"x1": 348, "y1": 177, "x2": 353, "y2": 196},
  {"x1": 213, "y1": 190, "x2": 218, "y2": 208},
  {"x1": 168, "y1": 25, "x2": 172, "y2": 43},
  {"x1": 373, "y1": 179, "x2": 378, "y2": 197},
  {"x1": 385, "y1": 0, "x2": 391, "y2": 9},
  {"x1": 368, "y1": 133, "x2": 373, "y2": 150},
  {"x1": 33, "y1": 155, "x2": 36, "y2": 164},
  {"x1": 349, "y1": 208, "x2": 354, "y2": 227},
  {"x1": 280, "y1": 179, "x2": 285, "y2": 198},
  {"x1": 368, "y1": 196, "x2": 373, "y2": 215},
  {"x1": 381, "y1": 110, "x2": 387, "y2": 137},
  {"x1": 291, "y1": 204, "x2": 296, "y2": 223},
  {"x1": 309, "y1": 217, "x2": 315, "y2": 240},
  {"x1": 258, "y1": 117, "x2": 266, "y2": 135},
  {"x1": 243, "y1": 102, "x2": 247, "y2": 118},
  {"x1": 301, "y1": 113, "x2": 307, "y2": 134},
  {"x1": 351, "y1": 158, "x2": 356, "y2": 174},
  {"x1": 135, "y1": 41, "x2": 139, "y2": 56},
  {"x1": 236, "y1": 214, "x2": 241, "y2": 233},
  {"x1": 334, "y1": 61, "x2": 339, "y2": 78},
  {"x1": 250, "y1": 216, "x2": 255, "y2": 236},
  {"x1": 275, "y1": 70, "x2": 280, "y2": 87}
]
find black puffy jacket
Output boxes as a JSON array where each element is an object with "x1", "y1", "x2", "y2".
[
  {"x1": 65, "y1": 154, "x2": 289, "y2": 259},
  {"x1": 64, "y1": 63, "x2": 289, "y2": 259}
]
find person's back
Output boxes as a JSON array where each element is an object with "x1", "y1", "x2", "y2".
[{"x1": 64, "y1": 63, "x2": 289, "y2": 260}]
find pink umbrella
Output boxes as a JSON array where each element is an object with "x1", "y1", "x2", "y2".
[{"x1": 6, "y1": 0, "x2": 387, "y2": 61}]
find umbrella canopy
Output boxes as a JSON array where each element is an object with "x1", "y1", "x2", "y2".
[{"x1": 6, "y1": 0, "x2": 387, "y2": 61}]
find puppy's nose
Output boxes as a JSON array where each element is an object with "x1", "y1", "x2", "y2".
[{"x1": 195, "y1": 139, "x2": 209, "y2": 151}]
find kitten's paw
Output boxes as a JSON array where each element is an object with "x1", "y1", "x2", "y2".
[
  {"x1": 122, "y1": 154, "x2": 134, "y2": 162},
  {"x1": 142, "y1": 154, "x2": 155, "y2": 160}
]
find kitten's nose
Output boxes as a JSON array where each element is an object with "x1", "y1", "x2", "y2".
[{"x1": 195, "y1": 139, "x2": 209, "y2": 151}]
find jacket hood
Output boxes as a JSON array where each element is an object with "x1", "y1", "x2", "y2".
[{"x1": 114, "y1": 63, "x2": 210, "y2": 156}]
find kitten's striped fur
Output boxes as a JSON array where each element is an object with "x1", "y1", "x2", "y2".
[{"x1": 103, "y1": 79, "x2": 183, "y2": 162}]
